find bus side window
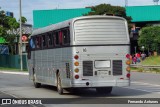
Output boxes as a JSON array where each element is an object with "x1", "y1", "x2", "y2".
[
  {"x1": 36, "y1": 36, "x2": 42, "y2": 49},
  {"x1": 62, "y1": 29, "x2": 70, "y2": 45},
  {"x1": 28, "y1": 39, "x2": 31, "y2": 59},
  {"x1": 48, "y1": 32, "x2": 53, "y2": 47},
  {"x1": 27, "y1": 40, "x2": 31, "y2": 59},
  {"x1": 30, "y1": 37, "x2": 35, "y2": 49},
  {"x1": 59, "y1": 31, "x2": 63, "y2": 45},
  {"x1": 52, "y1": 32, "x2": 55, "y2": 47},
  {"x1": 42, "y1": 34, "x2": 46, "y2": 48},
  {"x1": 55, "y1": 31, "x2": 60, "y2": 46}
]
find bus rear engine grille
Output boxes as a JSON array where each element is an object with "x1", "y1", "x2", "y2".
[
  {"x1": 113, "y1": 60, "x2": 122, "y2": 75},
  {"x1": 83, "y1": 61, "x2": 93, "y2": 76}
]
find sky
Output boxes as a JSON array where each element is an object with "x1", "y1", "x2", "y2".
[{"x1": 0, "y1": 0, "x2": 158, "y2": 24}]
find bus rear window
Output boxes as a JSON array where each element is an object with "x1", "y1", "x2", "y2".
[{"x1": 74, "y1": 18, "x2": 128, "y2": 43}]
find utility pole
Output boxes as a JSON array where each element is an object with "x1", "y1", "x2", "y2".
[
  {"x1": 125, "y1": 0, "x2": 128, "y2": 7},
  {"x1": 19, "y1": 0, "x2": 23, "y2": 71}
]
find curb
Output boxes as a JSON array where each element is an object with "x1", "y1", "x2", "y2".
[{"x1": 0, "y1": 71, "x2": 28, "y2": 75}]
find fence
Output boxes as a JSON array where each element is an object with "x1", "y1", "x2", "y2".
[
  {"x1": 131, "y1": 64, "x2": 160, "y2": 73},
  {"x1": 0, "y1": 55, "x2": 28, "y2": 70}
]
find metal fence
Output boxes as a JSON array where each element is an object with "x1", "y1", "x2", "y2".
[{"x1": 0, "y1": 55, "x2": 28, "y2": 70}]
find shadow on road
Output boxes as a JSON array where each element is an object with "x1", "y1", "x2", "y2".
[{"x1": 39, "y1": 85, "x2": 150, "y2": 97}]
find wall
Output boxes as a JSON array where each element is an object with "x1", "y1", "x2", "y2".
[{"x1": 0, "y1": 55, "x2": 28, "y2": 70}]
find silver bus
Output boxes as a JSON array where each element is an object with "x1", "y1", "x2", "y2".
[{"x1": 28, "y1": 16, "x2": 131, "y2": 95}]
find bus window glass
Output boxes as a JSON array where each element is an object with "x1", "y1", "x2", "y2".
[
  {"x1": 62, "y1": 29, "x2": 70, "y2": 45},
  {"x1": 30, "y1": 38, "x2": 35, "y2": 49},
  {"x1": 55, "y1": 32, "x2": 59, "y2": 45},
  {"x1": 42, "y1": 35, "x2": 46, "y2": 48},
  {"x1": 48, "y1": 32, "x2": 53, "y2": 47},
  {"x1": 59, "y1": 31, "x2": 63, "y2": 45},
  {"x1": 36, "y1": 36, "x2": 41, "y2": 49}
]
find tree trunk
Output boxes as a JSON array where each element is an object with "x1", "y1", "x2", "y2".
[{"x1": 154, "y1": 51, "x2": 157, "y2": 56}]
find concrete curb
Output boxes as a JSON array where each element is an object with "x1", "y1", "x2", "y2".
[{"x1": 0, "y1": 71, "x2": 28, "y2": 75}]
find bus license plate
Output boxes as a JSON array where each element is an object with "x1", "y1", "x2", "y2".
[
  {"x1": 95, "y1": 60, "x2": 110, "y2": 68},
  {"x1": 98, "y1": 71, "x2": 109, "y2": 76}
]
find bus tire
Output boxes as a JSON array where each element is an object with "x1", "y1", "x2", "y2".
[
  {"x1": 96, "y1": 87, "x2": 112, "y2": 94},
  {"x1": 33, "y1": 73, "x2": 41, "y2": 88},
  {"x1": 57, "y1": 72, "x2": 63, "y2": 95}
]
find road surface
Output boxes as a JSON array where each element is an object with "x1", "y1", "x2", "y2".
[{"x1": 0, "y1": 71, "x2": 160, "y2": 107}]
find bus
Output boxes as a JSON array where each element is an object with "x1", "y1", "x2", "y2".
[{"x1": 28, "y1": 16, "x2": 131, "y2": 95}]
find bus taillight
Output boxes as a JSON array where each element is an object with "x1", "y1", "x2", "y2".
[
  {"x1": 126, "y1": 60, "x2": 131, "y2": 65},
  {"x1": 75, "y1": 75, "x2": 79, "y2": 79},
  {"x1": 126, "y1": 73, "x2": 130, "y2": 78},
  {"x1": 74, "y1": 61, "x2": 79, "y2": 66},
  {"x1": 126, "y1": 54, "x2": 130, "y2": 59},
  {"x1": 74, "y1": 55, "x2": 79, "y2": 60},
  {"x1": 74, "y1": 68, "x2": 79, "y2": 73},
  {"x1": 126, "y1": 66, "x2": 131, "y2": 72}
]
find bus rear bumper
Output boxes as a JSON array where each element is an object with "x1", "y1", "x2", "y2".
[{"x1": 70, "y1": 80, "x2": 130, "y2": 88}]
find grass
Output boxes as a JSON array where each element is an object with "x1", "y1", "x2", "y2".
[
  {"x1": 0, "y1": 67, "x2": 28, "y2": 72},
  {"x1": 131, "y1": 56, "x2": 160, "y2": 73},
  {"x1": 141, "y1": 56, "x2": 160, "y2": 65}
]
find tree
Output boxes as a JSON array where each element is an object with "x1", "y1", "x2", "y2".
[
  {"x1": 0, "y1": 9, "x2": 27, "y2": 54},
  {"x1": 0, "y1": 10, "x2": 7, "y2": 37},
  {"x1": 19, "y1": 16, "x2": 27, "y2": 24},
  {"x1": 138, "y1": 26, "x2": 160, "y2": 54},
  {"x1": 85, "y1": 4, "x2": 132, "y2": 31}
]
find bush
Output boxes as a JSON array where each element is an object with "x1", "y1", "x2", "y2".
[{"x1": 138, "y1": 26, "x2": 160, "y2": 54}]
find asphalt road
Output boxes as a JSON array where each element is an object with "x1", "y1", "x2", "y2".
[{"x1": 0, "y1": 71, "x2": 160, "y2": 107}]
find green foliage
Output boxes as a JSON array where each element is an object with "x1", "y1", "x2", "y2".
[
  {"x1": 85, "y1": 4, "x2": 132, "y2": 31},
  {"x1": 138, "y1": 26, "x2": 160, "y2": 53},
  {"x1": 141, "y1": 56, "x2": 160, "y2": 65},
  {"x1": 0, "y1": 9, "x2": 27, "y2": 55},
  {"x1": 19, "y1": 16, "x2": 27, "y2": 24},
  {"x1": 86, "y1": 4, "x2": 126, "y2": 17},
  {"x1": 7, "y1": 17, "x2": 19, "y2": 30},
  {"x1": 0, "y1": 26, "x2": 6, "y2": 37}
]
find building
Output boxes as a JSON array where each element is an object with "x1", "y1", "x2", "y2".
[
  {"x1": 33, "y1": 8, "x2": 91, "y2": 29},
  {"x1": 126, "y1": 5, "x2": 160, "y2": 53}
]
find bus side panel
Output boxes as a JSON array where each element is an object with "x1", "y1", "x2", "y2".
[
  {"x1": 29, "y1": 47, "x2": 73, "y2": 88},
  {"x1": 28, "y1": 50, "x2": 35, "y2": 80}
]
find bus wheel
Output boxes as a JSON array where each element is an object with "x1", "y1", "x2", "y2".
[
  {"x1": 96, "y1": 87, "x2": 112, "y2": 94},
  {"x1": 57, "y1": 72, "x2": 63, "y2": 95},
  {"x1": 33, "y1": 73, "x2": 41, "y2": 88}
]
